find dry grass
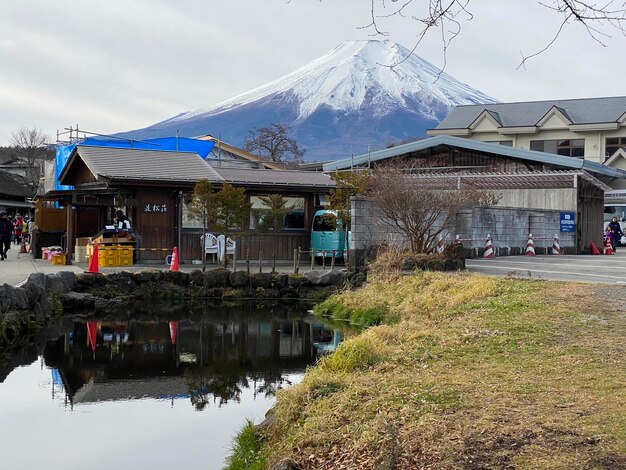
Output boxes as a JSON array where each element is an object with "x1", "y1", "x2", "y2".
[{"x1": 254, "y1": 273, "x2": 626, "y2": 469}]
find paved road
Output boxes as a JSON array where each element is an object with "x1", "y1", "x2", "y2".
[{"x1": 466, "y1": 252, "x2": 626, "y2": 283}]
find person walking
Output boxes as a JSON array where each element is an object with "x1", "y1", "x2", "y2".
[
  {"x1": 0, "y1": 212, "x2": 12, "y2": 260},
  {"x1": 608, "y1": 217, "x2": 623, "y2": 252}
]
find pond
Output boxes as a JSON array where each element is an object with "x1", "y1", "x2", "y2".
[{"x1": 0, "y1": 304, "x2": 341, "y2": 470}]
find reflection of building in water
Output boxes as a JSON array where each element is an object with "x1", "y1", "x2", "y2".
[{"x1": 42, "y1": 314, "x2": 340, "y2": 409}]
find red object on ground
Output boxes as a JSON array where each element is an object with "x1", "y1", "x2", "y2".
[
  {"x1": 87, "y1": 244, "x2": 100, "y2": 273},
  {"x1": 169, "y1": 246, "x2": 179, "y2": 272},
  {"x1": 169, "y1": 321, "x2": 178, "y2": 345},
  {"x1": 604, "y1": 237, "x2": 614, "y2": 255},
  {"x1": 20, "y1": 237, "x2": 26, "y2": 253},
  {"x1": 87, "y1": 321, "x2": 97, "y2": 352},
  {"x1": 589, "y1": 241, "x2": 601, "y2": 255}
]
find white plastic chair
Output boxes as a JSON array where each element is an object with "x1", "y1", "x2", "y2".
[
  {"x1": 216, "y1": 235, "x2": 237, "y2": 262},
  {"x1": 200, "y1": 233, "x2": 218, "y2": 262}
]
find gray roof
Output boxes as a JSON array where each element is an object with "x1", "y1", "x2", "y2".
[
  {"x1": 322, "y1": 135, "x2": 626, "y2": 179},
  {"x1": 213, "y1": 167, "x2": 334, "y2": 189},
  {"x1": 60, "y1": 146, "x2": 334, "y2": 190},
  {"x1": 66, "y1": 145, "x2": 223, "y2": 184},
  {"x1": 0, "y1": 170, "x2": 31, "y2": 197},
  {"x1": 435, "y1": 96, "x2": 626, "y2": 129}
]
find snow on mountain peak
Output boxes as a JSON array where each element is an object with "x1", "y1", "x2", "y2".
[{"x1": 172, "y1": 40, "x2": 495, "y2": 124}]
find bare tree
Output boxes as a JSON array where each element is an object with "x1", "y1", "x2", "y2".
[
  {"x1": 360, "y1": 0, "x2": 626, "y2": 69},
  {"x1": 244, "y1": 123, "x2": 304, "y2": 166},
  {"x1": 369, "y1": 162, "x2": 497, "y2": 253},
  {"x1": 10, "y1": 127, "x2": 50, "y2": 195}
]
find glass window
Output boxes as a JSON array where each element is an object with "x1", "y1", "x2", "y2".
[
  {"x1": 605, "y1": 137, "x2": 626, "y2": 158},
  {"x1": 530, "y1": 139, "x2": 584, "y2": 158},
  {"x1": 249, "y1": 195, "x2": 305, "y2": 230},
  {"x1": 312, "y1": 214, "x2": 337, "y2": 232}
]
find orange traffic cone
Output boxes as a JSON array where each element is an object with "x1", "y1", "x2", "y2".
[
  {"x1": 169, "y1": 246, "x2": 179, "y2": 272},
  {"x1": 20, "y1": 237, "x2": 27, "y2": 254},
  {"x1": 589, "y1": 241, "x2": 601, "y2": 255},
  {"x1": 86, "y1": 244, "x2": 100, "y2": 274},
  {"x1": 525, "y1": 233, "x2": 536, "y2": 256},
  {"x1": 483, "y1": 234, "x2": 495, "y2": 258},
  {"x1": 604, "y1": 237, "x2": 614, "y2": 255},
  {"x1": 551, "y1": 234, "x2": 561, "y2": 255}
]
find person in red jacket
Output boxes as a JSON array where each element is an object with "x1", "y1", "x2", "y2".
[{"x1": 13, "y1": 215, "x2": 23, "y2": 244}]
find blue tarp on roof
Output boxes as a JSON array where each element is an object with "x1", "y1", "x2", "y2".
[{"x1": 54, "y1": 137, "x2": 216, "y2": 190}]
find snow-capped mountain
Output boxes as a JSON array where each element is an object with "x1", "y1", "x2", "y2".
[{"x1": 116, "y1": 40, "x2": 496, "y2": 160}]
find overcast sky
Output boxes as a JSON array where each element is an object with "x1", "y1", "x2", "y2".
[{"x1": 1, "y1": 0, "x2": 625, "y2": 146}]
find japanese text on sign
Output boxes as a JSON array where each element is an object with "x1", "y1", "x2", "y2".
[
  {"x1": 144, "y1": 203, "x2": 168, "y2": 213},
  {"x1": 560, "y1": 212, "x2": 575, "y2": 233}
]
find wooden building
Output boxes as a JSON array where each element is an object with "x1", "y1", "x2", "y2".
[{"x1": 47, "y1": 145, "x2": 334, "y2": 263}]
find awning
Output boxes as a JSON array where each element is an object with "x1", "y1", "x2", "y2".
[{"x1": 0, "y1": 198, "x2": 34, "y2": 208}]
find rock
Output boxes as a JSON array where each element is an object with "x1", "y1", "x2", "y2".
[
  {"x1": 303, "y1": 270, "x2": 344, "y2": 286},
  {"x1": 62, "y1": 291, "x2": 95, "y2": 311},
  {"x1": 229, "y1": 271, "x2": 250, "y2": 288},
  {"x1": 274, "y1": 273, "x2": 289, "y2": 289},
  {"x1": 45, "y1": 273, "x2": 67, "y2": 293},
  {"x1": 189, "y1": 269, "x2": 204, "y2": 285},
  {"x1": 287, "y1": 274, "x2": 308, "y2": 288},
  {"x1": 270, "y1": 458, "x2": 303, "y2": 470},
  {"x1": 132, "y1": 270, "x2": 159, "y2": 283},
  {"x1": 199, "y1": 287, "x2": 224, "y2": 299},
  {"x1": 26, "y1": 273, "x2": 46, "y2": 288},
  {"x1": 204, "y1": 268, "x2": 231, "y2": 288},
  {"x1": 162, "y1": 270, "x2": 188, "y2": 285},
  {"x1": 250, "y1": 273, "x2": 273, "y2": 289},
  {"x1": 349, "y1": 271, "x2": 367, "y2": 287},
  {"x1": 3, "y1": 284, "x2": 30, "y2": 310},
  {"x1": 57, "y1": 272, "x2": 77, "y2": 291}
]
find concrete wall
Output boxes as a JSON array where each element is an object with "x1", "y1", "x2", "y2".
[
  {"x1": 455, "y1": 207, "x2": 576, "y2": 256},
  {"x1": 350, "y1": 196, "x2": 577, "y2": 260}
]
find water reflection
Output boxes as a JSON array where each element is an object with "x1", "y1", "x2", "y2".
[
  {"x1": 0, "y1": 305, "x2": 344, "y2": 470},
  {"x1": 39, "y1": 312, "x2": 341, "y2": 411}
]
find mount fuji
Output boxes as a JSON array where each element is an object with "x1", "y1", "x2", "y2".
[{"x1": 116, "y1": 40, "x2": 497, "y2": 161}]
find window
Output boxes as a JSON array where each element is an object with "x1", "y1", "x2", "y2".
[
  {"x1": 530, "y1": 139, "x2": 584, "y2": 158},
  {"x1": 486, "y1": 140, "x2": 513, "y2": 147},
  {"x1": 249, "y1": 195, "x2": 305, "y2": 230},
  {"x1": 605, "y1": 137, "x2": 626, "y2": 158}
]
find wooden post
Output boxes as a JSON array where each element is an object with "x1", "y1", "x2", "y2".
[
  {"x1": 258, "y1": 250, "x2": 263, "y2": 273},
  {"x1": 246, "y1": 249, "x2": 250, "y2": 275},
  {"x1": 322, "y1": 252, "x2": 326, "y2": 270},
  {"x1": 331, "y1": 251, "x2": 335, "y2": 270},
  {"x1": 233, "y1": 248, "x2": 237, "y2": 272},
  {"x1": 293, "y1": 248, "x2": 297, "y2": 274},
  {"x1": 310, "y1": 249, "x2": 314, "y2": 271},
  {"x1": 272, "y1": 251, "x2": 276, "y2": 273}
]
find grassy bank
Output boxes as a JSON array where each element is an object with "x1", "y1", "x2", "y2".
[{"x1": 228, "y1": 271, "x2": 626, "y2": 469}]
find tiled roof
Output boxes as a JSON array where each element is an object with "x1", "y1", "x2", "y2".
[
  {"x1": 71, "y1": 146, "x2": 223, "y2": 183},
  {"x1": 435, "y1": 96, "x2": 626, "y2": 129},
  {"x1": 0, "y1": 170, "x2": 31, "y2": 197},
  {"x1": 214, "y1": 167, "x2": 335, "y2": 189},
  {"x1": 322, "y1": 135, "x2": 626, "y2": 179}
]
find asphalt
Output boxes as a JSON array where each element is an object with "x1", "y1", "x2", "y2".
[{"x1": 2, "y1": 241, "x2": 625, "y2": 287}]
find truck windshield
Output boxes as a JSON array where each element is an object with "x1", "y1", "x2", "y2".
[{"x1": 312, "y1": 215, "x2": 337, "y2": 232}]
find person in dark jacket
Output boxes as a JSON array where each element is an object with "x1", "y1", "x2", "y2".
[
  {"x1": 0, "y1": 212, "x2": 12, "y2": 260},
  {"x1": 609, "y1": 217, "x2": 623, "y2": 252}
]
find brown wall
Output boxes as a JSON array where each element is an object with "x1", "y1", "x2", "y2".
[{"x1": 135, "y1": 190, "x2": 177, "y2": 261}]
